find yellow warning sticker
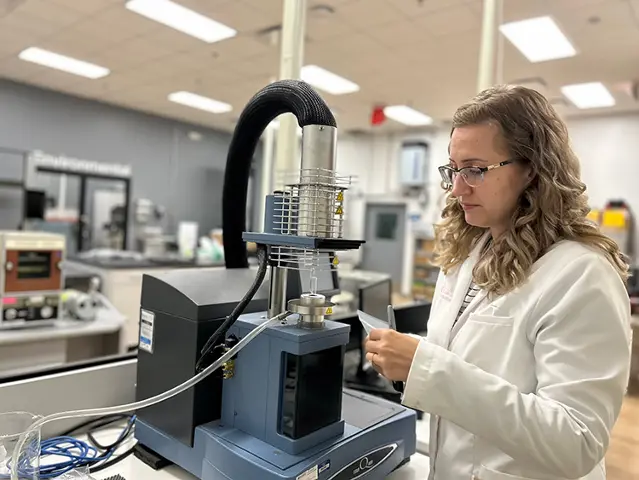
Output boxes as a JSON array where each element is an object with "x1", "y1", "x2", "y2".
[
  {"x1": 332, "y1": 256, "x2": 340, "y2": 266},
  {"x1": 325, "y1": 307, "x2": 333, "y2": 315},
  {"x1": 336, "y1": 205, "x2": 344, "y2": 215},
  {"x1": 337, "y1": 191, "x2": 344, "y2": 202}
]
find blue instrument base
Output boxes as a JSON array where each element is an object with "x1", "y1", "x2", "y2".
[{"x1": 135, "y1": 389, "x2": 417, "y2": 480}]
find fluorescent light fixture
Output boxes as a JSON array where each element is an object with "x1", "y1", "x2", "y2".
[
  {"x1": 499, "y1": 16, "x2": 576, "y2": 63},
  {"x1": 125, "y1": 0, "x2": 236, "y2": 43},
  {"x1": 560, "y1": 82, "x2": 615, "y2": 109},
  {"x1": 18, "y1": 47, "x2": 109, "y2": 79},
  {"x1": 300, "y1": 65, "x2": 359, "y2": 95},
  {"x1": 383, "y1": 105, "x2": 433, "y2": 126},
  {"x1": 168, "y1": 91, "x2": 232, "y2": 113}
]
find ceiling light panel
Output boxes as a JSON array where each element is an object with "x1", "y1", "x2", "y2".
[
  {"x1": 168, "y1": 91, "x2": 232, "y2": 114},
  {"x1": 383, "y1": 106, "x2": 433, "y2": 126},
  {"x1": 300, "y1": 65, "x2": 359, "y2": 95},
  {"x1": 499, "y1": 16, "x2": 576, "y2": 63},
  {"x1": 560, "y1": 82, "x2": 615, "y2": 109},
  {"x1": 18, "y1": 47, "x2": 110, "y2": 79},
  {"x1": 125, "y1": 0, "x2": 237, "y2": 43}
]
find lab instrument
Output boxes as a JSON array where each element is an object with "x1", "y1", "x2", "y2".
[
  {"x1": 0, "y1": 231, "x2": 65, "y2": 328},
  {"x1": 133, "y1": 80, "x2": 417, "y2": 480}
]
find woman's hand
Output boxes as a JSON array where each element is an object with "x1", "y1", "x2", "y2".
[{"x1": 364, "y1": 329, "x2": 420, "y2": 382}]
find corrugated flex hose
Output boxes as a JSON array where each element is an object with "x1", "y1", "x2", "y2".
[{"x1": 222, "y1": 79, "x2": 336, "y2": 269}]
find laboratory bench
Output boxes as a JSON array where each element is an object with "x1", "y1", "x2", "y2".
[
  {"x1": 93, "y1": 451, "x2": 431, "y2": 480},
  {"x1": 64, "y1": 257, "x2": 228, "y2": 352},
  {"x1": 82, "y1": 422, "x2": 431, "y2": 480},
  {"x1": 0, "y1": 309, "x2": 123, "y2": 378}
]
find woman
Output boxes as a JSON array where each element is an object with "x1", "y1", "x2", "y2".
[{"x1": 364, "y1": 85, "x2": 632, "y2": 480}]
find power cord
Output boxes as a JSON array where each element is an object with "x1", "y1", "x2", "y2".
[
  {"x1": 34, "y1": 414, "x2": 136, "y2": 478},
  {"x1": 196, "y1": 243, "x2": 269, "y2": 372}
]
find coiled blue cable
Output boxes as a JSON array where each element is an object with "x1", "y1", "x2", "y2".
[{"x1": 3, "y1": 415, "x2": 136, "y2": 479}]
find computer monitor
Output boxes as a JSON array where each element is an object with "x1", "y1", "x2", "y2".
[
  {"x1": 354, "y1": 278, "x2": 392, "y2": 373},
  {"x1": 360, "y1": 278, "x2": 392, "y2": 321}
]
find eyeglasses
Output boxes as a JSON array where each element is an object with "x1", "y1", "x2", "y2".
[{"x1": 438, "y1": 159, "x2": 514, "y2": 188}]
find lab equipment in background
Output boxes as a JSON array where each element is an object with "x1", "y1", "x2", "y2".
[
  {"x1": 600, "y1": 200, "x2": 635, "y2": 263},
  {"x1": 102, "y1": 205, "x2": 126, "y2": 251},
  {"x1": 177, "y1": 221, "x2": 198, "y2": 260},
  {"x1": 0, "y1": 231, "x2": 65, "y2": 328},
  {"x1": 132, "y1": 80, "x2": 416, "y2": 480},
  {"x1": 63, "y1": 277, "x2": 102, "y2": 322},
  {"x1": 133, "y1": 199, "x2": 169, "y2": 257},
  {"x1": 29, "y1": 151, "x2": 133, "y2": 253},
  {"x1": 399, "y1": 141, "x2": 429, "y2": 191},
  {"x1": 412, "y1": 231, "x2": 438, "y2": 301}
]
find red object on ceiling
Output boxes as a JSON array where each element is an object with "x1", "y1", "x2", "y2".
[{"x1": 371, "y1": 106, "x2": 385, "y2": 126}]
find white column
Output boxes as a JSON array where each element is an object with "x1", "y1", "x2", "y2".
[
  {"x1": 274, "y1": 0, "x2": 307, "y2": 185},
  {"x1": 476, "y1": 0, "x2": 501, "y2": 93}
]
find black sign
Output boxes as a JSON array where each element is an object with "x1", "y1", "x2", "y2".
[{"x1": 328, "y1": 444, "x2": 397, "y2": 480}]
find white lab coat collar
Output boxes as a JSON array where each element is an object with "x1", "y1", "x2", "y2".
[{"x1": 433, "y1": 231, "x2": 491, "y2": 349}]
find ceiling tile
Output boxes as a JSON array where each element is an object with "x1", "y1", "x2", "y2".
[
  {"x1": 391, "y1": 0, "x2": 470, "y2": 17},
  {"x1": 93, "y1": 4, "x2": 162, "y2": 37},
  {"x1": 307, "y1": 16, "x2": 352, "y2": 41},
  {"x1": 13, "y1": 0, "x2": 84, "y2": 29},
  {"x1": 414, "y1": 5, "x2": 480, "y2": 37},
  {"x1": 367, "y1": 20, "x2": 432, "y2": 48},
  {"x1": 0, "y1": 24, "x2": 40, "y2": 58},
  {"x1": 207, "y1": 1, "x2": 282, "y2": 34},
  {"x1": 335, "y1": 0, "x2": 406, "y2": 28},
  {"x1": 49, "y1": 0, "x2": 115, "y2": 15}
]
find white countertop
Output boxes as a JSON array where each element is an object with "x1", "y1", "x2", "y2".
[
  {"x1": 82, "y1": 424, "x2": 431, "y2": 480},
  {"x1": 0, "y1": 310, "x2": 124, "y2": 345},
  {"x1": 93, "y1": 451, "x2": 431, "y2": 480},
  {"x1": 416, "y1": 414, "x2": 430, "y2": 455}
]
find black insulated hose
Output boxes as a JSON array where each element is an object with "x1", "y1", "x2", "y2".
[
  {"x1": 222, "y1": 79, "x2": 337, "y2": 270},
  {"x1": 198, "y1": 80, "x2": 336, "y2": 369}
]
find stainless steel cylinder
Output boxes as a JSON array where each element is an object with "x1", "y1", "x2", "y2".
[
  {"x1": 298, "y1": 292, "x2": 326, "y2": 328},
  {"x1": 298, "y1": 125, "x2": 337, "y2": 237},
  {"x1": 268, "y1": 265, "x2": 288, "y2": 317}
]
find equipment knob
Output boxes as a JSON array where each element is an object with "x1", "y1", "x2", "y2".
[
  {"x1": 40, "y1": 306, "x2": 53, "y2": 319},
  {"x1": 5, "y1": 308, "x2": 16, "y2": 320},
  {"x1": 5, "y1": 261, "x2": 13, "y2": 271}
]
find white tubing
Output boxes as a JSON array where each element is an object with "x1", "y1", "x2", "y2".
[{"x1": 11, "y1": 311, "x2": 291, "y2": 479}]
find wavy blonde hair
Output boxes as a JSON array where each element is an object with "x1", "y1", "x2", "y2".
[{"x1": 434, "y1": 85, "x2": 629, "y2": 295}]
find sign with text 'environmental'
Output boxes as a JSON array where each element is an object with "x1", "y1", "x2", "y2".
[{"x1": 29, "y1": 150, "x2": 132, "y2": 179}]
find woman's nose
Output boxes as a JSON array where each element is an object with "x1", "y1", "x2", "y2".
[{"x1": 451, "y1": 173, "x2": 471, "y2": 197}]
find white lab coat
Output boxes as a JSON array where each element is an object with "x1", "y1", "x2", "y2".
[{"x1": 402, "y1": 232, "x2": 632, "y2": 480}]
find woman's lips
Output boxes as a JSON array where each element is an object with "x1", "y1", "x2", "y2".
[{"x1": 461, "y1": 203, "x2": 478, "y2": 211}]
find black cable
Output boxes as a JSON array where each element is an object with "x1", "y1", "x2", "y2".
[
  {"x1": 88, "y1": 446, "x2": 136, "y2": 474},
  {"x1": 88, "y1": 418, "x2": 135, "y2": 451},
  {"x1": 196, "y1": 243, "x2": 269, "y2": 371},
  {"x1": 57, "y1": 414, "x2": 130, "y2": 438}
]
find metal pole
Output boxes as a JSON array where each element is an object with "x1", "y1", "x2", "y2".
[
  {"x1": 267, "y1": 0, "x2": 308, "y2": 315},
  {"x1": 476, "y1": 0, "x2": 500, "y2": 93},
  {"x1": 274, "y1": 0, "x2": 307, "y2": 185}
]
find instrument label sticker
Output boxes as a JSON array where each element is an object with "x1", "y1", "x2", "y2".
[
  {"x1": 139, "y1": 309, "x2": 155, "y2": 354},
  {"x1": 296, "y1": 464, "x2": 318, "y2": 480}
]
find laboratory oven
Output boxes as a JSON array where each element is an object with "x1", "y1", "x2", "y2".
[{"x1": 0, "y1": 231, "x2": 65, "y2": 328}]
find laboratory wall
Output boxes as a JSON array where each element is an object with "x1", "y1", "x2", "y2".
[
  {"x1": 337, "y1": 112, "x2": 639, "y2": 278},
  {"x1": 0, "y1": 79, "x2": 263, "y2": 242}
]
